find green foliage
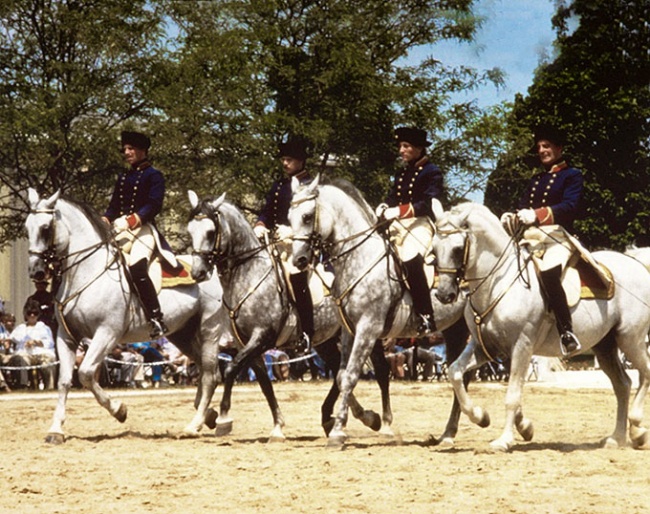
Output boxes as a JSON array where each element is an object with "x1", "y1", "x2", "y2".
[
  {"x1": 485, "y1": 0, "x2": 650, "y2": 250},
  {"x1": 0, "y1": 0, "x2": 507, "y2": 251}
]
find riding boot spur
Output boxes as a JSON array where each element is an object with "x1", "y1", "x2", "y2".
[
  {"x1": 129, "y1": 259, "x2": 168, "y2": 339},
  {"x1": 404, "y1": 254, "x2": 436, "y2": 335},
  {"x1": 540, "y1": 265, "x2": 581, "y2": 354},
  {"x1": 290, "y1": 270, "x2": 314, "y2": 352}
]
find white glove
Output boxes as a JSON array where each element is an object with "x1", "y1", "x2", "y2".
[
  {"x1": 383, "y1": 206, "x2": 400, "y2": 220},
  {"x1": 253, "y1": 224, "x2": 269, "y2": 239},
  {"x1": 375, "y1": 203, "x2": 389, "y2": 217},
  {"x1": 275, "y1": 224, "x2": 293, "y2": 241},
  {"x1": 113, "y1": 216, "x2": 129, "y2": 232},
  {"x1": 500, "y1": 212, "x2": 514, "y2": 224},
  {"x1": 517, "y1": 208, "x2": 537, "y2": 226}
]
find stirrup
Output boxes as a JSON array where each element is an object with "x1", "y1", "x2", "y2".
[
  {"x1": 561, "y1": 331, "x2": 581, "y2": 356},
  {"x1": 417, "y1": 314, "x2": 436, "y2": 335},
  {"x1": 297, "y1": 332, "x2": 312, "y2": 354},
  {"x1": 150, "y1": 318, "x2": 168, "y2": 339}
]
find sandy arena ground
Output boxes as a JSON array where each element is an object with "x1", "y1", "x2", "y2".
[{"x1": 1, "y1": 376, "x2": 649, "y2": 514}]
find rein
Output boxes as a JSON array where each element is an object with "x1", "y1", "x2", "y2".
[
  {"x1": 28, "y1": 205, "x2": 123, "y2": 345},
  {"x1": 291, "y1": 190, "x2": 392, "y2": 334},
  {"x1": 191, "y1": 210, "x2": 289, "y2": 347},
  {"x1": 437, "y1": 225, "x2": 533, "y2": 362}
]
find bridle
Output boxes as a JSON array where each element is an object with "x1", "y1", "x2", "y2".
[
  {"x1": 435, "y1": 223, "x2": 532, "y2": 362},
  {"x1": 289, "y1": 188, "x2": 390, "y2": 334},
  {"x1": 189, "y1": 206, "x2": 288, "y2": 346},
  {"x1": 27, "y1": 203, "x2": 120, "y2": 343}
]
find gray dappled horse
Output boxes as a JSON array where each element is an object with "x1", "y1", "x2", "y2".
[
  {"x1": 433, "y1": 202, "x2": 650, "y2": 451},
  {"x1": 25, "y1": 189, "x2": 226, "y2": 443},
  {"x1": 288, "y1": 175, "x2": 470, "y2": 448},
  {"x1": 187, "y1": 190, "x2": 392, "y2": 440}
]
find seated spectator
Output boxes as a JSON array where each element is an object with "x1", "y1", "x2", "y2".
[
  {"x1": 10, "y1": 299, "x2": 57, "y2": 389},
  {"x1": 383, "y1": 338, "x2": 406, "y2": 380},
  {"x1": 266, "y1": 348, "x2": 290, "y2": 381},
  {"x1": 105, "y1": 344, "x2": 145, "y2": 388},
  {"x1": 0, "y1": 311, "x2": 14, "y2": 392},
  {"x1": 155, "y1": 337, "x2": 190, "y2": 385}
]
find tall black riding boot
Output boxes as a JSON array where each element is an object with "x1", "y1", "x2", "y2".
[
  {"x1": 129, "y1": 259, "x2": 168, "y2": 339},
  {"x1": 540, "y1": 265, "x2": 581, "y2": 354},
  {"x1": 290, "y1": 271, "x2": 314, "y2": 352},
  {"x1": 404, "y1": 254, "x2": 436, "y2": 335}
]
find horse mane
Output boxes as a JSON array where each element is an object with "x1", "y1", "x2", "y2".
[
  {"x1": 61, "y1": 195, "x2": 113, "y2": 240},
  {"x1": 188, "y1": 195, "x2": 253, "y2": 234},
  {"x1": 320, "y1": 176, "x2": 377, "y2": 225}
]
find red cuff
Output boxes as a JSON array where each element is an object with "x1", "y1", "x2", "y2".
[
  {"x1": 398, "y1": 203, "x2": 414, "y2": 218},
  {"x1": 535, "y1": 207, "x2": 553, "y2": 225},
  {"x1": 126, "y1": 214, "x2": 140, "y2": 229}
]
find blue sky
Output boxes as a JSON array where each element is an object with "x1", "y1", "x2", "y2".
[{"x1": 410, "y1": 0, "x2": 558, "y2": 107}]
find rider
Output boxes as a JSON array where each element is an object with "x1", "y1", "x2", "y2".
[
  {"x1": 253, "y1": 137, "x2": 314, "y2": 351},
  {"x1": 103, "y1": 130, "x2": 177, "y2": 339},
  {"x1": 376, "y1": 127, "x2": 443, "y2": 335},
  {"x1": 502, "y1": 124, "x2": 584, "y2": 354}
]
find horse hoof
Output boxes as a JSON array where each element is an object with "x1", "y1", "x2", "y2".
[
  {"x1": 602, "y1": 436, "x2": 621, "y2": 449},
  {"x1": 478, "y1": 410, "x2": 490, "y2": 429},
  {"x1": 326, "y1": 430, "x2": 347, "y2": 449},
  {"x1": 268, "y1": 430, "x2": 286, "y2": 444},
  {"x1": 488, "y1": 440, "x2": 510, "y2": 453},
  {"x1": 114, "y1": 403, "x2": 128, "y2": 423},
  {"x1": 322, "y1": 418, "x2": 336, "y2": 436},
  {"x1": 630, "y1": 426, "x2": 648, "y2": 449},
  {"x1": 378, "y1": 425, "x2": 395, "y2": 438},
  {"x1": 362, "y1": 410, "x2": 382, "y2": 432},
  {"x1": 517, "y1": 418, "x2": 534, "y2": 442},
  {"x1": 45, "y1": 433, "x2": 65, "y2": 445},
  {"x1": 205, "y1": 409, "x2": 218, "y2": 430},
  {"x1": 215, "y1": 420, "x2": 233, "y2": 437},
  {"x1": 438, "y1": 436, "x2": 455, "y2": 447}
]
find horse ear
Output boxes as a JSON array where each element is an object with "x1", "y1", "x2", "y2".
[
  {"x1": 307, "y1": 173, "x2": 320, "y2": 193},
  {"x1": 28, "y1": 188, "x2": 40, "y2": 208},
  {"x1": 431, "y1": 198, "x2": 444, "y2": 221},
  {"x1": 188, "y1": 190, "x2": 199, "y2": 209},
  {"x1": 43, "y1": 190, "x2": 60, "y2": 210},
  {"x1": 209, "y1": 192, "x2": 226, "y2": 211}
]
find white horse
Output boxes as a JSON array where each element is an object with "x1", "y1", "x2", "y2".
[
  {"x1": 433, "y1": 202, "x2": 650, "y2": 451},
  {"x1": 289, "y1": 175, "x2": 471, "y2": 448},
  {"x1": 25, "y1": 189, "x2": 226, "y2": 443},
  {"x1": 187, "y1": 190, "x2": 393, "y2": 440}
]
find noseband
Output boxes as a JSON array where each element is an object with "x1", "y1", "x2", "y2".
[
  {"x1": 28, "y1": 207, "x2": 59, "y2": 270},
  {"x1": 190, "y1": 211, "x2": 223, "y2": 268}
]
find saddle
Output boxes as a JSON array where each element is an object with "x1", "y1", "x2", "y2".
[
  {"x1": 148, "y1": 256, "x2": 196, "y2": 293},
  {"x1": 524, "y1": 226, "x2": 615, "y2": 307}
]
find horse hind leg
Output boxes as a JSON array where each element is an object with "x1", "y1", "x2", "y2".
[
  {"x1": 369, "y1": 338, "x2": 393, "y2": 436},
  {"x1": 592, "y1": 331, "x2": 631, "y2": 448},
  {"x1": 618, "y1": 335, "x2": 650, "y2": 449}
]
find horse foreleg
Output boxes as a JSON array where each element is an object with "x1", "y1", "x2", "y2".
[
  {"x1": 315, "y1": 337, "x2": 342, "y2": 435},
  {"x1": 434, "y1": 319, "x2": 470, "y2": 446},
  {"x1": 45, "y1": 338, "x2": 76, "y2": 444},
  {"x1": 250, "y1": 356, "x2": 286, "y2": 442},
  {"x1": 490, "y1": 343, "x2": 532, "y2": 452},
  {"x1": 183, "y1": 350, "x2": 219, "y2": 435},
  {"x1": 328, "y1": 330, "x2": 377, "y2": 448},
  {"x1": 78, "y1": 337, "x2": 127, "y2": 427},
  {"x1": 448, "y1": 337, "x2": 490, "y2": 430}
]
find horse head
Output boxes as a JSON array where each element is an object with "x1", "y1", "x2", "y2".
[
  {"x1": 187, "y1": 190, "x2": 227, "y2": 281},
  {"x1": 289, "y1": 174, "x2": 326, "y2": 271},
  {"x1": 25, "y1": 188, "x2": 62, "y2": 281},
  {"x1": 432, "y1": 204, "x2": 475, "y2": 304}
]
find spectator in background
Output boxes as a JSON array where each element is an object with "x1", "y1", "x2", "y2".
[
  {"x1": 10, "y1": 299, "x2": 56, "y2": 389},
  {"x1": 383, "y1": 338, "x2": 406, "y2": 380},
  {"x1": 1, "y1": 312, "x2": 28, "y2": 389},
  {"x1": 0, "y1": 310, "x2": 11, "y2": 392},
  {"x1": 26, "y1": 278, "x2": 57, "y2": 338}
]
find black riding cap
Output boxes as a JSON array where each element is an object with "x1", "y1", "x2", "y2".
[
  {"x1": 121, "y1": 131, "x2": 151, "y2": 151},
  {"x1": 277, "y1": 138, "x2": 310, "y2": 160},
  {"x1": 533, "y1": 124, "x2": 566, "y2": 147},
  {"x1": 394, "y1": 127, "x2": 431, "y2": 148}
]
